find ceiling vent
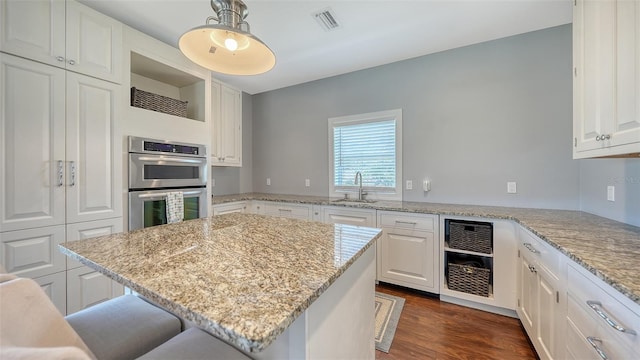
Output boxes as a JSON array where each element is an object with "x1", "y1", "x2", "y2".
[{"x1": 312, "y1": 7, "x2": 341, "y2": 31}]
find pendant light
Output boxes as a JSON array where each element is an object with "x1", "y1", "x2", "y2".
[{"x1": 179, "y1": 0, "x2": 275, "y2": 75}]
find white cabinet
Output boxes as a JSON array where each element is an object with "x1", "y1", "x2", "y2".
[
  {"x1": 0, "y1": 0, "x2": 122, "y2": 83},
  {"x1": 377, "y1": 211, "x2": 439, "y2": 293},
  {"x1": 213, "y1": 201, "x2": 249, "y2": 215},
  {"x1": 319, "y1": 206, "x2": 376, "y2": 227},
  {"x1": 1, "y1": 53, "x2": 122, "y2": 232},
  {"x1": 573, "y1": 0, "x2": 640, "y2": 158},
  {"x1": 211, "y1": 81, "x2": 242, "y2": 167},
  {"x1": 565, "y1": 261, "x2": 639, "y2": 360},
  {"x1": 440, "y1": 217, "x2": 518, "y2": 316},
  {"x1": 33, "y1": 271, "x2": 67, "y2": 314},
  {"x1": 0, "y1": 226, "x2": 66, "y2": 279},
  {"x1": 517, "y1": 227, "x2": 564, "y2": 360},
  {"x1": 67, "y1": 266, "x2": 123, "y2": 314}
]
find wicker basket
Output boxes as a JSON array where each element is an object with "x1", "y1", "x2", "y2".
[
  {"x1": 130, "y1": 87, "x2": 188, "y2": 117},
  {"x1": 448, "y1": 262, "x2": 491, "y2": 297},
  {"x1": 449, "y1": 221, "x2": 493, "y2": 254}
]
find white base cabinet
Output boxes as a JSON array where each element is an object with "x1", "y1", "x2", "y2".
[
  {"x1": 377, "y1": 211, "x2": 439, "y2": 293},
  {"x1": 517, "y1": 227, "x2": 564, "y2": 360},
  {"x1": 318, "y1": 206, "x2": 376, "y2": 227},
  {"x1": 255, "y1": 202, "x2": 313, "y2": 220},
  {"x1": 33, "y1": 271, "x2": 67, "y2": 314},
  {"x1": 67, "y1": 265, "x2": 124, "y2": 314},
  {"x1": 213, "y1": 201, "x2": 249, "y2": 215}
]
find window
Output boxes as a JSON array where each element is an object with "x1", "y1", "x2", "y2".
[{"x1": 328, "y1": 109, "x2": 402, "y2": 200}]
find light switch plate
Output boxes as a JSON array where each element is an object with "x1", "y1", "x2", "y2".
[
  {"x1": 607, "y1": 185, "x2": 615, "y2": 201},
  {"x1": 406, "y1": 180, "x2": 413, "y2": 190},
  {"x1": 266, "y1": 178, "x2": 271, "y2": 186},
  {"x1": 507, "y1": 181, "x2": 517, "y2": 194},
  {"x1": 305, "y1": 179, "x2": 310, "y2": 187}
]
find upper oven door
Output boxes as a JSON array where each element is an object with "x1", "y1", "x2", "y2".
[{"x1": 129, "y1": 153, "x2": 207, "y2": 189}]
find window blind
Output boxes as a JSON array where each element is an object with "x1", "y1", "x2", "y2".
[{"x1": 333, "y1": 119, "x2": 396, "y2": 191}]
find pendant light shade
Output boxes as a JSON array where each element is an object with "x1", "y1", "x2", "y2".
[{"x1": 179, "y1": 0, "x2": 275, "y2": 75}]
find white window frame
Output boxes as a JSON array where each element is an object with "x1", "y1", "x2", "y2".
[{"x1": 328, "y1": 109, "x2": 403, "y2": 201}]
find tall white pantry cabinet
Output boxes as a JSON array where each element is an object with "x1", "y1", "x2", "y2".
[{"x1": 0, "y1": 0, "x2": 123, "y2": 314}]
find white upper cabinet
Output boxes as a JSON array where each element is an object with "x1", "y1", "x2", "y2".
[
  {"x1": 0, "y1": 0, "x2": 122, "y2": 84},
  {"x1": 0, "y1": 53, "x2": 66, "y2": 231},
  {"x1": 211, "y1": 80, "x2": 242, "y2": 167},
  {"x1": 573, "y1": 0, "x2": 640, "y2": 158}
]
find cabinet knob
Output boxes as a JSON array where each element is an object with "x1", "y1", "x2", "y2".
[
  {"x1": 596, "y1": 135, "x2": 601, "y2": 141},
  {"x1": 68, "y1": 59, "x2": 76, "y2": 65},
  {"x1": 56, "y1": 56, "x2": 65, "y2": 62},
  {"x1": 528, "y1": 264, "x2": 537, "y2": 273},
  {"x1": 604, "y1": 134, "x2": 611, "y2": 140}
]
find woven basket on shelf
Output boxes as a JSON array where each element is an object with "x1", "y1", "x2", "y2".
[
  {"x1": 130, "y1": 87, "x2": 188, "y2": 117},
  {"x1": 449, "y1": 221, "x2": 492, "y2": 254},
  {"x1": 447, "y1": 263, "x2": 491, "y2": 297}
]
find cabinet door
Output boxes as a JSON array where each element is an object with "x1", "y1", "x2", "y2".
[
  {"x1": 0, "y1": 225, "x2": 66, "y2": 279},
  {"x1": 65, "y1": 0, "x2": 122, "y2": 83},
  {"x1": 613, "y1": 0, "x2": 640, "y2": 148},
  {"x1": 67, "y1": 265, "x2": 123, "y2": 314},
  {"x1": 1, "y1": 54, "x2": 66, "y2": 231},
  {"x1": 66, "y1": 218, "x2": 123, "y2": 270},
  {"x1": 573, "y1": 0, "x2": 616, "y2": 153},
  {"x1": 34, "y1": 271, "x2": 67, "y2": 315},
  {"x1": 0, "y1": 0, "x2": 66, "y2": 69},
  {"x1": 378, "y1": 228, "x2": 437, "y2": 292},
  {"x1": 212, "y1": 83, "x2": 242, "y2": 167},
  {"x1": 65, "y1": 72, "x2": 122, "y2": 224},
  {"x1": 518, "y1": 251, "x2": 537, "y2": 336},
  {"x1": 536, "y1": 265, "x2": 560, "y2": 360}
]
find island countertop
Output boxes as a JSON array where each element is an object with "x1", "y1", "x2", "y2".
[
  {"x1": 213, "y1": 193, "x2": 640, "y2": 306},
  {"x1": 59, "y1": 213, "x2": 382, "y2": 353}
]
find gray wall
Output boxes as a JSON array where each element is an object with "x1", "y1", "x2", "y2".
[
  {"x1": 211, "y1": 92, "x2": 253, "y2": 196},
  {"x1": 251, "y1": 25, "x2": 580, "y2": 210},
  {"x1": 579, "y1": 159, "x2": 640, "y2": 227}
]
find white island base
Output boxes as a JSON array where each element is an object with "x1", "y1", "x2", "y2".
[{"x1": 249, "y1": 246, "x2": 376, "y2": 359}]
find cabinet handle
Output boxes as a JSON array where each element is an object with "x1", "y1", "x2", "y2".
[
  {"x1": 586, "y1": 337, "x2": 608, "y2": 360},
  {"x1": 68, "y1": 59, "x2": 76, "y2": 65},
  {"x1": 56, "y1": 56, "x2": 65, "y2": 62},
  {"x1": 395, "y1": 220, "x2": 417, "y2": 225},
  {"x1": 57, "y1": 160, "x2": 64, "y2": 187},
  {"x1": 69, "y1": 161, "x2": 76, "y2": 187},
  {"x1": 278, "y1": 209, "x2": 292, "y2": 212},
  {"x1": 586, "y1": 300, "x2": 637, "y2": 335},
  {"x1": 596, "y1": 135, "x2": 601, "y2": 141},
  {"x1": 523, "y1": 243, "x2": 539, "y2": 254},
  {"x1": 604, "y1": 134, "x2": 611, "y2": 140},
  {"x1": 528, "y1": 264, "x2": 537, "y2": 273}
]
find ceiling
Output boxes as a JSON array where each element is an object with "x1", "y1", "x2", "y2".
[{"x1": 79, "y1": 0, "x2": 573, "y2": 95}]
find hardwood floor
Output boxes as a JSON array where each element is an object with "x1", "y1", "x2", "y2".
[{"x1": 375, "y1": 283, "x2": 537, "y2": 360}]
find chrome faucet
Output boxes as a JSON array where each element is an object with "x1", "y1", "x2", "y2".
[{"x1": 354, "y1": 171, "x2": 367, "y2": 200}]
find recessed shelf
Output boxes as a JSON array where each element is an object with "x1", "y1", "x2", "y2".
[
  {"x1": 444, "y1": 244, "x2": 494, "y2": 257},
  {"x1": 129, "y1": 52, "x2": 205, "y2": 122}
]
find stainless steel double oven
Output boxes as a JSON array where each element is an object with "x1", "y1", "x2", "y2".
[{"x1": 128, "y1": 136, "x2": 208, "y2": 230}]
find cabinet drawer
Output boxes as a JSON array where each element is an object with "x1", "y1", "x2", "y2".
[
  {"x1": 568, "y1": 263, "x2": 639, "y2": 352},
  {"x1": 321, "y1": 207, "x2": 376, "y2": 227},
  {"x1": 519, "y1": 227, "x2": 560, "y2": 277},
  {"x1": 378, "y1": 212, "x2": 435, "y2": 231},
  {"x1": 263, "y1": 202, "x2": 312, "y2": 220},
  {"x1": 213, "y1": 201, "x2": 248, "y2": 215}
]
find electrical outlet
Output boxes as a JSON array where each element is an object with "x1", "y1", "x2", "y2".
[
  {"x1": 406, "y1": 180, "x2": 413, "y2": 190},
  {"x1": 305, "y1": 179, "x2": 310, "y2": 187},
  {"x1": 607, "y1": 185, "x2": 615, "y2": 201},
  {"x1": 266, "y1": 178, "x2": 271, "y2": 186},
  {"x1": 507, "y1": 181, "x2": 517, "y2": 194},
  {"x1": 211, "y1": 179, "x2": 215, "y2": 187}
]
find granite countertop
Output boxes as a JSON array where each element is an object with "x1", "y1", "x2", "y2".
[
  {"x1": 214, "y1": 193, "x2": 640, "y2": 306},
  {"x1": 60, "y1": 213, "x2": 381, "y2": 353}
]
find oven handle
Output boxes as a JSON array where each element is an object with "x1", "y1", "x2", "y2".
[
  {"x1": 135, "y1": 156, "x2": 205, "y2": 164},
  {"x1": 136, "y1": 190, "x2": 204, "y2": 199}
]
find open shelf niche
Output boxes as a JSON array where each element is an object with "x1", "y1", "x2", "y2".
[{"x1": 130, "y1": 52, "x2": 206, "y2": 122}]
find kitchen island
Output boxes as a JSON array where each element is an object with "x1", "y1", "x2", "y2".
[{"x1": 60, "y1": 213, "x2": 382, "y2": 358}]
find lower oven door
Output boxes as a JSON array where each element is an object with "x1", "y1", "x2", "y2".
[{"x1": 128, "y1": 188, "x2": 207, "y2": 231}]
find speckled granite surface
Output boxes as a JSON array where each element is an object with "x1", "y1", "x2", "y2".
[
  {"x1": 60, "y1": 213, "x2": 381, "y2": 353},
  {"x1": 214, "y1": 193, "x2": 640, "y2": 306}
]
